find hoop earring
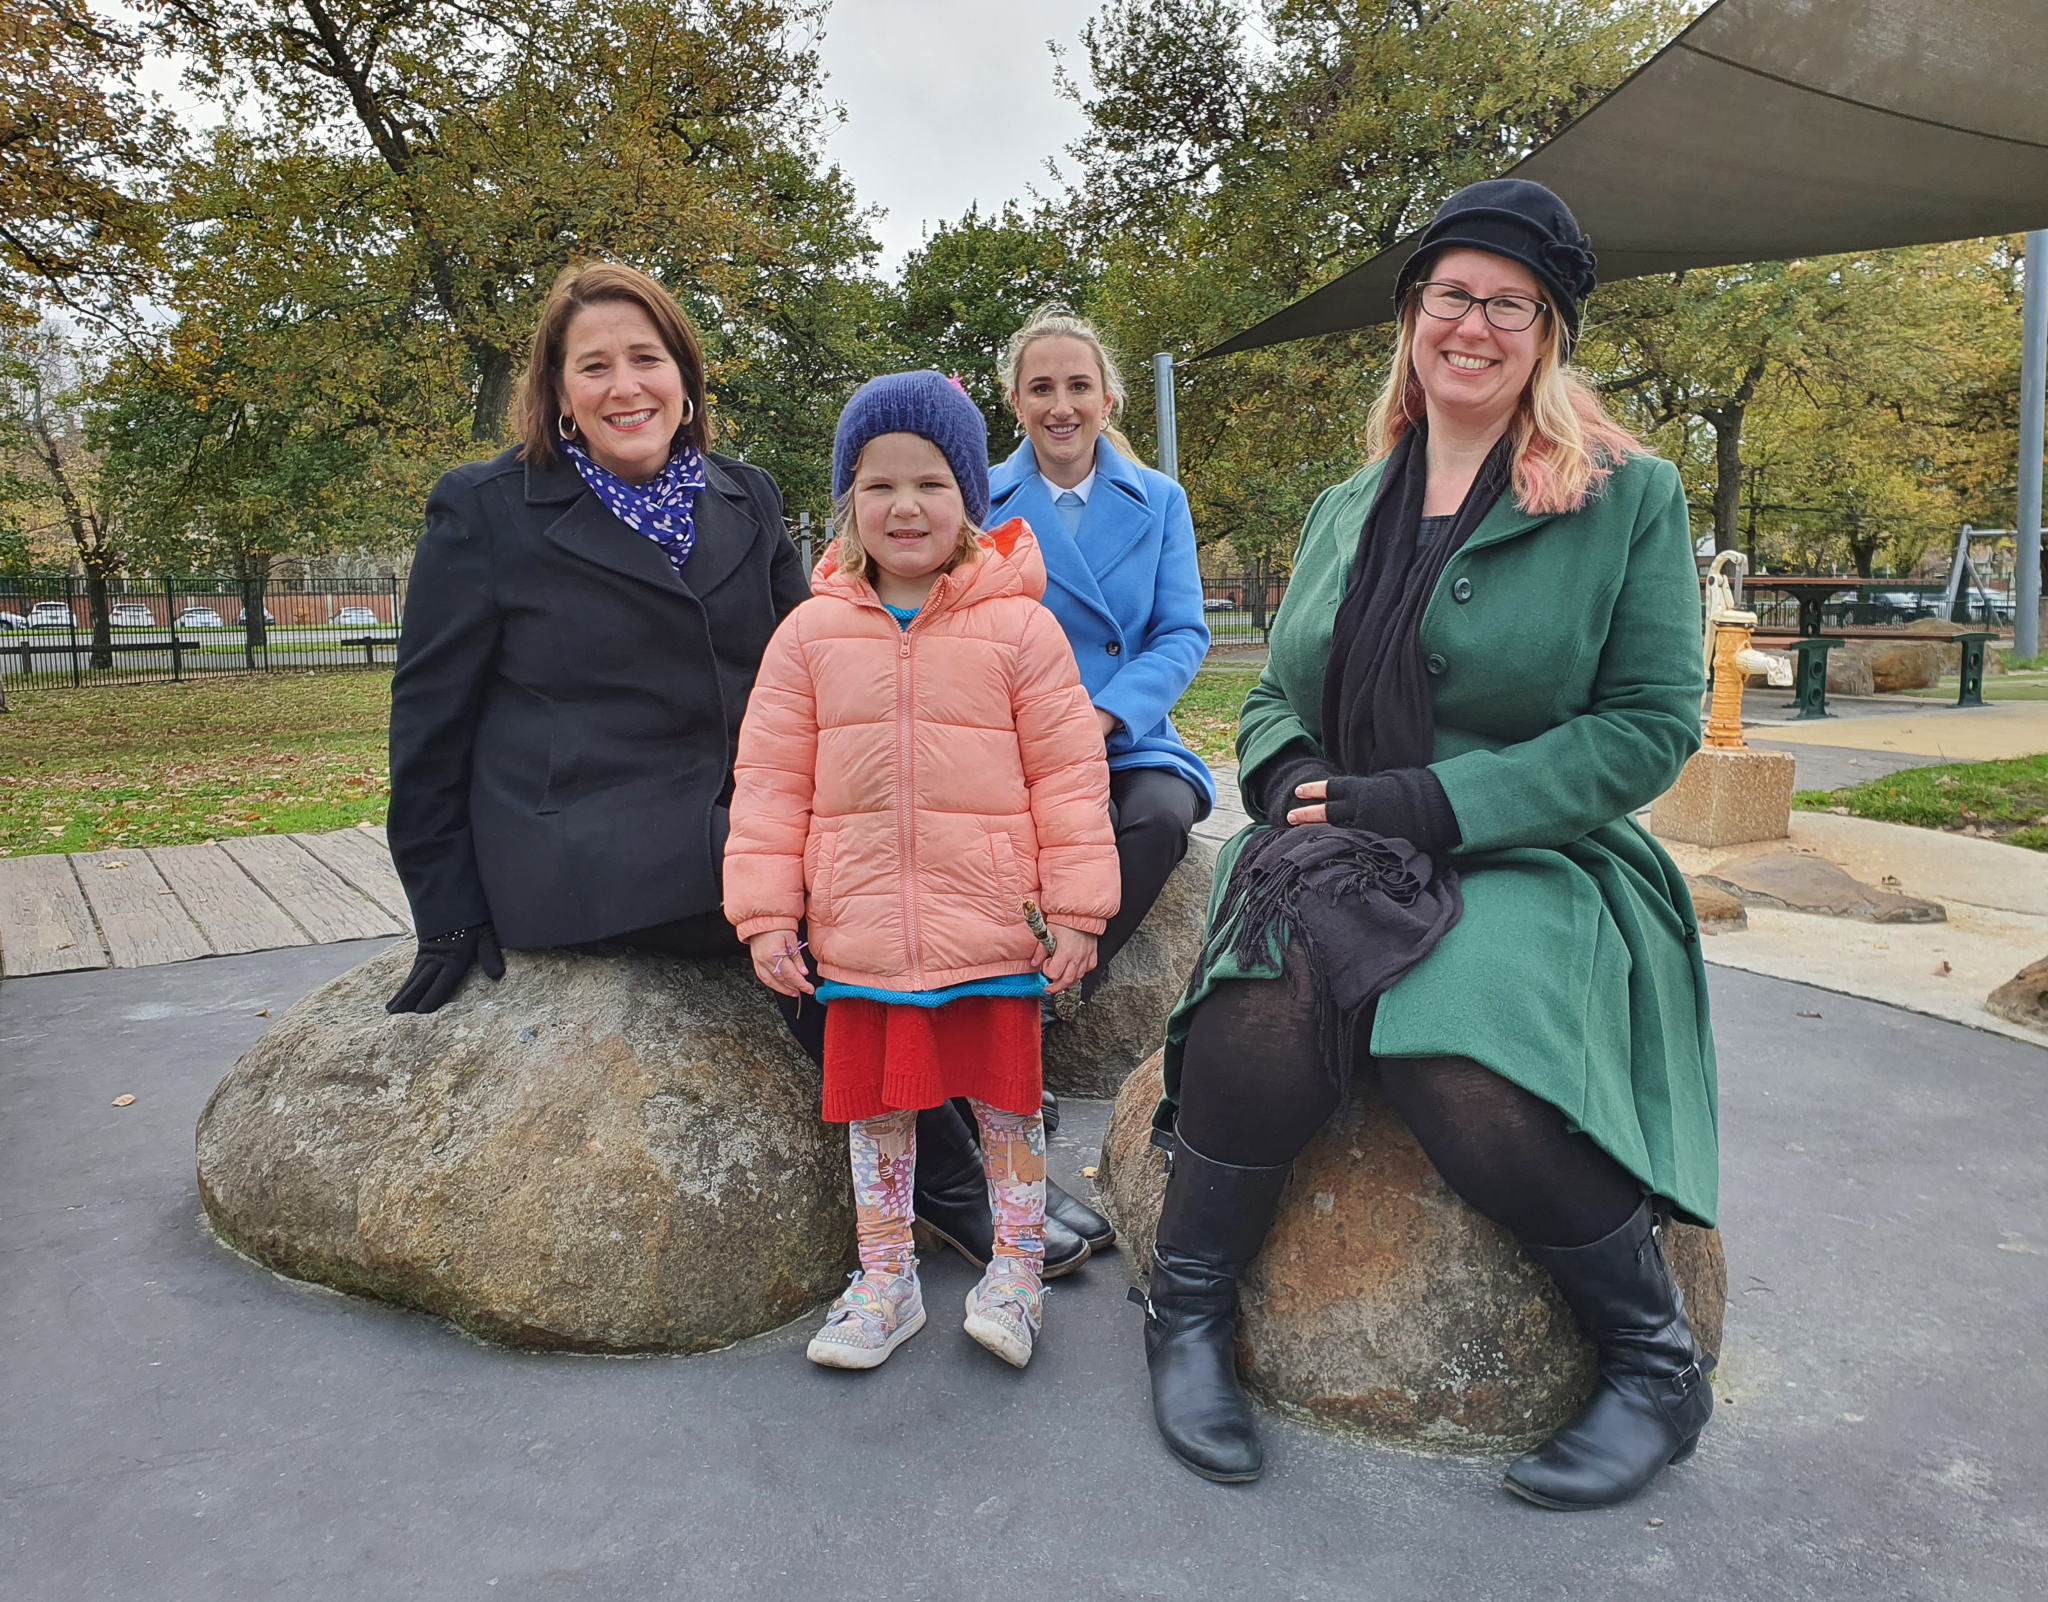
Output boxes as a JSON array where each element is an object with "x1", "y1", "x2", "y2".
[
  {"x1": 678, "y1": 396, "x2": 695, "y2": 426},
  {"x1": 558, "y1": 413, "x2": 578, "y2": 441}
]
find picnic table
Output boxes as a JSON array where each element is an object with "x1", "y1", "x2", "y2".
[
  {"x1": 1751, "y1": 628, "x2": 1997, "y2": 719},
  {"x1": 1734, "y1": 577, "x2": 1946, "y2": 637}
]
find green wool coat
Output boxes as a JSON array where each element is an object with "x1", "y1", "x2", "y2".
[{"x1": 1163, "y1": 448, "x2": 1719, "y2": 1226}]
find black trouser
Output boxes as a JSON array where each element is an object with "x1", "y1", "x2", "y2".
[
  {"x1": 1086, "y1": 766, "x2": 1201, "y2": 1000},
  {"x1": 608, "y1": 910, "x2": 827, "y2": 1069},
  {"x1": 1175, "y1": 942, "x2": 1641, "y2": 1249}
]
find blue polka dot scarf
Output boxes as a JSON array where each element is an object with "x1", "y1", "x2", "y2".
[{"x1": 563, "y1": 438, "x2": 707, "y2": 577}]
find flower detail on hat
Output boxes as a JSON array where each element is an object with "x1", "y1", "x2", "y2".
[{"x1": 1541, "y1": 234, "x2": 1598, "y2": 301}]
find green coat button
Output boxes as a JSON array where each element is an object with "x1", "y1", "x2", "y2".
[
  {"x1": 1426, "y1": 653, "x2": 1447, "y2": 675},
  {"x1": 1453, "y1": 577, "x2": 1473, "y2": 603}
]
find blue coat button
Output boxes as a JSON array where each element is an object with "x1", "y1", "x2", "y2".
[
  {"x1": 1426, "y1": 653, "x2": 1447, "y2": 675},
  {"x1": 1107, "y1": 641, "x2": 1121, "y2": 655},
  {"x1": 1452, "y1": 577, "x2": 1473, "y2": 603}
]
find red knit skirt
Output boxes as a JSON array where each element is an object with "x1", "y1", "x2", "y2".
[{"x1": 821, "y1": 996, "x2": 1042, "y2": 1123}]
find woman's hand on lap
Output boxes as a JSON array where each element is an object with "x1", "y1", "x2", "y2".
[
  {"x1": 1285, "y1": 778, "x2": 1329, "y2": 827},
  {"x1": 747, "y1": 930, "x2": 814, "y2": 997},
  {"x1": 1037, "y1": 924, "x2": 1098, "y2": 993}
]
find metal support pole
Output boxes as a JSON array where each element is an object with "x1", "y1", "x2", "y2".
[
  {"x1": 799, "y1": 509, "x2": 813, "y2": 573},
  {"x1": 2017, "y1": 229, "x2": 2047, "y2": 659},
  {"x1": 1153, "y1": 353, "x2": 1179, "y2": 482}
]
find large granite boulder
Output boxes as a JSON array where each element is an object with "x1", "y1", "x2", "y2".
[
  {"x1": 1097, "y1": 1051, "x2": 1727, "y2": 1449},
  {"x1": 1842, "y1": 638, "x2": 1943, "y2": 693},
  {"x1": 1042, "y1": 839, "x2": 1215, "y2": 1098},
  {"x1": 1825, "y1": 652, "x2": 1876, "y2": 698},
  {"x1": 197, "y1": 943, "x2": 856, "y2": 1353}
]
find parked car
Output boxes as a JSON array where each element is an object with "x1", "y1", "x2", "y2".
[
  {"x1": 334, "y1": 606, "x2": 381, "y2": 627},
  {"x1": 0, "y1": 612, "x2": 26, "y2": 631},
  {"x1": 1201, "y1": 596, "x2": 1237, "y2": 612},
  {"x1": 109, "y1": 603, "x2": 155, "y2": 627},
  {"x1": 28, "y1": 601, "x2": 75, "y2": 629},
  {"x1": 175, "y1": 607, "x2": 226, "y2": 629}
]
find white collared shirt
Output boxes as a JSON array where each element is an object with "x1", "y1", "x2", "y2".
[{"x1": 1040, "y1": 468, "x2": 1096, "y2": 505}]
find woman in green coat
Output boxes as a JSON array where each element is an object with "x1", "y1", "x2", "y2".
[{"x1": 1137, "y1": 180, "x2": 1718, "y2": 1508}]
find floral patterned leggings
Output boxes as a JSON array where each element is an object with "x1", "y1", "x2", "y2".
[{"x1": 849, "y1": 1102, "x2": 1045, "y2": 1280}]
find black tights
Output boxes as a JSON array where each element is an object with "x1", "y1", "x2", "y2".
[{"x1": 1175, "y1": 945, "x2": 1641, "y2": 1248}]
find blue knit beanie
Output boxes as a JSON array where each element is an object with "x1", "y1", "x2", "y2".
[{"x1": 832, "y1": 370, "x2": 990, "y2": 528}]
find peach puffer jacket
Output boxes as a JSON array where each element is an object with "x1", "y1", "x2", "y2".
[{"x1": 724, "y1": 520, "x2": 1120, "y2": 992}]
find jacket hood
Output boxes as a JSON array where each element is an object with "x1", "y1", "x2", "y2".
[{"x1": 810, "y1": 516, "x2": 1047, "y2": 613}]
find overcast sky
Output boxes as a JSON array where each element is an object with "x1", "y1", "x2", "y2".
[{"x1": 814, "y1": 0, "x2": 1101, "y2": 273}]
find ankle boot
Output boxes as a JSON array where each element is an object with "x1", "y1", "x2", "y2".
[
  {"x1": 912, "y1": 1105, "x2": 1089, "y2": 1278},
  {"x1": 1047, "y1": 1178, "x2": 1116, "y2": 1251},
  {"x1": 1503, "y1": 1200, "x2": 1715, "y2": 1509},
  {"x1": 1130, "y1": 1126, "x2": 1290, "y2": 1483}
]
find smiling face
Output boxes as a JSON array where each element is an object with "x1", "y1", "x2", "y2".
[
  {"x1": 1011, "y1": 335, "x2": 1115, "y2": 490},
  {"x1": 557, "y1": 300, "x2": 689, "y2": 485},
  {"x1": 1410, "y1": 248, "x2": 1550, "y2": 436},
  {"x1": 852, "y1": 432, "x2": 970, "y2": 607}
]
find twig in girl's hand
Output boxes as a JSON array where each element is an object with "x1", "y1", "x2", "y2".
[
  {"x1": 1021, "y1": 900, "x2": 1057, "y2": 956},
  {"x1": 769, "y1": 938, "x2": 809, "y2": 978},
  {"x1": 1023, "y1": 900, "x2": 1085, "y2": 1019}
]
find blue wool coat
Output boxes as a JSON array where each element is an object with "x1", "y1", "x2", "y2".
[{"x1": 988, "y1": 438, "x2": 1216, "y2": 816}]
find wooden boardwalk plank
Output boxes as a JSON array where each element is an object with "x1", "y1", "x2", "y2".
[
  {"x1": 0, "y1": 854, "x2": 109, "y2": 977},
  {"x1": 150, "y1": 844, "x2": 311, "y2": 956},
  {"x1": 73, "y1": 850, "x2": 213, "y2": 968},
  {"x1": 292, "y1": 829, "x2": 414, "y2": 932},
  {"x1": 219, "y1": 834, "x2": 403, "y2": 944}
]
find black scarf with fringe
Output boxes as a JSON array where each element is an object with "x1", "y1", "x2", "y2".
[{"x1": 1185, "y1": 424, "x2": 1509, "y2": 1077}]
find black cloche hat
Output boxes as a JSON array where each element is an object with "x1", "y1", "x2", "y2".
[{"x1": 1392, "y1": 178, "x2": 1599, "y2": 347}]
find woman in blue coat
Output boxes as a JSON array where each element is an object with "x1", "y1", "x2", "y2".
[
  {"x1": 990, "y1": 307, "x2": 1216, "y2": 990},
  {"x1": 909, "y1": 309, "x2": 1217, "y2": 1270}
]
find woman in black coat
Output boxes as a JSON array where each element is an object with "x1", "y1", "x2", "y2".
[{"x1": 384, "y1": 261, "x2": 809, "y2": 1013}]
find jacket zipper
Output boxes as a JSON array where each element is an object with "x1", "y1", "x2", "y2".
[{"x1": 896, "y1": 607, "x2": 923, "y2": 987}]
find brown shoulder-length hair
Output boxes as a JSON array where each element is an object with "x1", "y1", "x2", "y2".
[{"x1": 514, "y1": 261, "x2": 711, "y2": 469}]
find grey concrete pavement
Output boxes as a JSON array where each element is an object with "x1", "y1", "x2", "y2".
[
  {"x1": 1745, "y1": 738, "x2": 1950, "y2": 794},
  {"x1": 3, "y1": 944, "x2": 2044, "y2": 1600}
]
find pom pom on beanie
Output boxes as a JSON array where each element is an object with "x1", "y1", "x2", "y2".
[{"x1": 832, "y1": 370, "x2": 991, "y2": 527}]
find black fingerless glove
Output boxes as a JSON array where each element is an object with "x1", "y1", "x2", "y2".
[
  {"x1": 1320, "y1": 769, "x2": 1462, "y2": 854},
  {"x1": 385, "y1": 924, "x2": 505, "y2": 1015},
  {"x1": 1255, "y1": 751, "x2": 1338, "y2": 824}
]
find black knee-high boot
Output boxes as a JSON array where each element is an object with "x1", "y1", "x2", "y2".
[
  {"x1": 1503, "y1": 1200, "x2": 1715, "y2": 1509},
  {"x1": 1131, "y1": 1126, "x2": 1291, "y2": 1483}
]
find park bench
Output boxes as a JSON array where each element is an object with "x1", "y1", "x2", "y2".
[
  {"x1": 7, "y1": 631, "x2": 396, "y2": 685},
  {"x1": 1750, "y1": 629, "x2": 1996, "y2": 719}
]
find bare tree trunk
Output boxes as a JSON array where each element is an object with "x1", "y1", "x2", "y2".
[
  {"x1": 239, "y1": 561, "x2": 269, "y2": 662},
  {"x1": 85, "y1": 568, "x2": 112, "y2": 669},
  {"x1": 472, "y1": 344, "x2": 516, "y2": 444},
  {"x1": 1698, "y1": 360, "x2": 1767, "y2": 556}
]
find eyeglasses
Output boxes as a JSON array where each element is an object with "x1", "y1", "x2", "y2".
[{"x1": 1413, "y1": 282, "x2": 1551, "y2": 333}]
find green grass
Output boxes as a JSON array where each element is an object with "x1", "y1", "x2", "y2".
[
  {"x1": 1172, "y1": 670, "x2": 1262, "y2": 764},
  {"x1": 1792, "y1": 752, "x2": 2048, "y2": 851},
  {"x1": 1902, "y1": 682, "x2": 2048, "y2": 701},
  {"x1": 0, "y1": 672, "x2": 392, "y2": 858},
  {"x1": 0, "y1": 660, "x2": 1258, "y2": 860}
]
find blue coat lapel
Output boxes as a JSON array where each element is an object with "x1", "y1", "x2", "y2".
[
  {"x1": 989, "y1": 440, "x2": 1118, "y2": 631},
  {"x1": 1074, "y1": 442, "x2": 1154, "y2": 581}
]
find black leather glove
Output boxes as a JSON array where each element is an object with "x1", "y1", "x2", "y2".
[{"x1": 385, "y1": 924, "x2": 505, "y2": 1015}]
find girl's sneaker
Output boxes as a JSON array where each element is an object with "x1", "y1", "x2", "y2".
[
  {"x1": 963, "y1": 1258, "x2": 1043, "y2": 1369},
  {"x1": 806, "y1": 1271, "x2": 926, "y2": 1370}
]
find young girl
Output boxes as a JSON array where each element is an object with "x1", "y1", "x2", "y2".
[{"x1": 725, "y1": 370, "x2": 1119, "y2": 1371}]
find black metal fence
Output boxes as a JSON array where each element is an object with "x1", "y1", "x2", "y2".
[
  {"x1": 1200, "y1": 572, "x2": 1290, "y2": 647},
  {"x1": 0, "y1": 575, "x2": 407, "y2": 692}
]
